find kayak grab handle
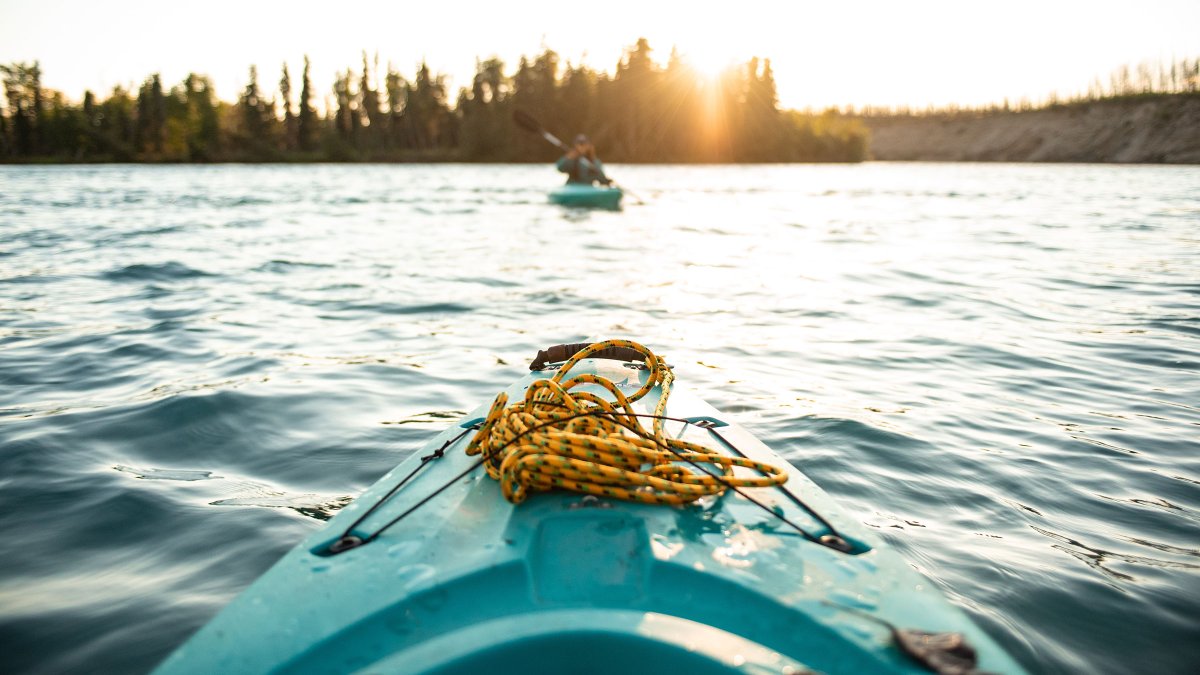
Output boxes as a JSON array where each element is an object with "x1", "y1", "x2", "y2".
[{"x1": 529, "y1": 343, "x2": 648, "y2": 371}]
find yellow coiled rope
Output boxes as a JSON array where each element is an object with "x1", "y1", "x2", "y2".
[{"x1": 464, "y1": 339, "x2": 789, "y2": 505}]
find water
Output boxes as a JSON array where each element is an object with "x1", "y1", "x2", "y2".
[{"x1": 1, "y1": 163, "x2": 1197, "y2": 674}]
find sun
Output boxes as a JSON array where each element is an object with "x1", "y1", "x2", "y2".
[{"x1": 680, "y1": 50, "x2": 735, "y2": 82}]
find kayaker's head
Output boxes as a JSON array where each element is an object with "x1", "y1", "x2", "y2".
[{"x1": 573, "y1": 134, "x2": 596, "y2": 160}]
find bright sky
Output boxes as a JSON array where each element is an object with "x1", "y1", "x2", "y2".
[{"x1": 1, "y1": 0, "x2": 1197, "y2": 110}]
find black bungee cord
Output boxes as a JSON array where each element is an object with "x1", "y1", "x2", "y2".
[{"x1": 325, "y1": 405, "x2": 854, "y2": 555}]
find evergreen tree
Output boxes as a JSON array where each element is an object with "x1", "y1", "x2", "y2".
[
  {"x1": 332, "y1": 68, "x2": 358, "y2": 151},
  {"x1": 279, "y1": 62, "x2": 295, "y2": 150},
  {"x1": 297, "y1": 55, "x2": 317, "y2": 151},
  {"x1": 558, "y1": 62, "x2": 595, "y2": 148},
  {"x1": 610, "y1": 38, "x2": 659, "y2": 159},
  {"x1": 0, "y1": 101, "x2": 8, "y2": 157},
  {"x1": 39, "y1": 89, "x2": 86, "y2": 158},
  {"x1": 135, "y1": 73, "x2": 166, "y2": 156},
  {"x1": 98, "y1": 85, "x2": 137, "y2": 160},
  {"x1": 239, "y1": 65, "x2": 273, "y2": 151},
  {"x1": 31, "y1": 62, "x2": 44, "y2": 155},
  {"x1": 403, "y1": 61, "x2": 451, "y2": 150},
  {"x1": 80, "y1": 90, "x2": 101, "y2": 156},
  {"x1": 384, "y1": 63, "x2": 407, "y2": 150},
  {"x1": 657, "y1": 49, "x2": 701, "y2": 161},
  {"x1": 163, "y1": 73, "x2": 220, "y2": 161},
  {"x1": 459, "y1": 57, "x2": 511, "y2": 160},
  {"x1": 742, "y1": 57, "x2": 782, "y2": 160},
  {"x1": 0, "y1": 62, "x2": 43, "y2": 156},
  {"x1": 511, "y1": 51, "x2": 563, "y2": 159},
  {"x1": 359, "y1": 52, "x2": 383, "y2": 153}
]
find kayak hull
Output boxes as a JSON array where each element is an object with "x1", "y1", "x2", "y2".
[
  {"x1": 155, "y1": 358, "x2": 1026, "y2": 674},
  {"x1": 549, "y1": 184, "x2": 623, "y2": 209}
]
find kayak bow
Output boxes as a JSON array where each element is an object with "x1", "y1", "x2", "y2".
[{"x1": 156, "y1": 341, "x2": 1026, "y2": 675}]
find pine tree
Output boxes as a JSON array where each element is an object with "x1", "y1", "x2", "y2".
[
  {"x1": 135, "y1": 73, "x2": 165, "y2": 156},
  {"x1": 384, "y1": 63, "x2": 407, "y2": 150},
  {"x1": 0, "y1": 62, "x2": 43, "y2": 156},
  {"x1": 178, "y1": 73, "x2": 219, "y2": 160},
  {"x1": 297, "y1": 55, "x2": 317, "y2": 151},
  {"x1": 404, "y1": 61, "x2": 450, "y2": 150},
  {"x1": 459, "y1": 57, "x2": 511, "y2": 160},
  {"x1": 239, "y1": 65, "x2": 273, "y2": 148},
  {"x1": 359, "y1": 52, "x2": 382, "y2": 152},
  {"x1": 279, "y1": 62, "x2": 294, "y2": 150},
  {"x1": 332, "y1": 68, "x2": 357, "y2": 147}
]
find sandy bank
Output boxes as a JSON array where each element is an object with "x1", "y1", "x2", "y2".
[{"x1": 863, "y1": 95, "x2": 1200, "y2": 164}]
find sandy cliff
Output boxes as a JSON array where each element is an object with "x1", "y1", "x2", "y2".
[{"x1": 863, "y1": 95, "x2": 1200, "y2": 163}]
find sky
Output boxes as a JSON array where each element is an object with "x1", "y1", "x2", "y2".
[{"x1": 1, "y1": 0, "x2": 1197, "y2": 110}]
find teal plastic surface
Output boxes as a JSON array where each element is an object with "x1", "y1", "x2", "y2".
[
  {"x1": 155, "y1": 360, "x2": 1027, "y2": 674},
  {"x1": 548, "y1": 184, "x2": 624, "y2": 209}
]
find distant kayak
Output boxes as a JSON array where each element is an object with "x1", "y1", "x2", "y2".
[
  {"x1": 156, "y1": 341, "x2": 1026, "y2": 675},
  {"x1": 549, "y1": 183, "x2": 623, "y2": 209}
]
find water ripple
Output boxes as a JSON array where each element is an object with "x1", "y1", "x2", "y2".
[
  {"x1": 101, "y1": 261, "x2": 214, "y2": 282},
  {"x1": 1, "y1": 162, "x2": 1198, "y2": 674}
]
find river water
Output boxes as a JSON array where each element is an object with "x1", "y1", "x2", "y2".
[{"x1": 1, "y1": 163, "x2": 1197, "y2": 673}]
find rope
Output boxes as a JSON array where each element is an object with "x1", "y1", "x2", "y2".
[{"x1": 464, "y1": 339, "x2": 789, "y2": 505}]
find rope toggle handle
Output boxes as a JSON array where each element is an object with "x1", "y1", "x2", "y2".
[{"x1": 529, "y1": 342, "x2": 649, "y2": 371}]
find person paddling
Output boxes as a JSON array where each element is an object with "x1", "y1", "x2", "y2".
[{"x1": 556, "y1": 134, "x2": 611, "y2": 186}]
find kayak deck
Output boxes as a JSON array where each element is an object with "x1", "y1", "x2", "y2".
[{"x1": 156, "y1": 358, "x2": 1024, "y2": 674}]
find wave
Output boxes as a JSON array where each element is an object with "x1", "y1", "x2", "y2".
[{"x1": 101, "y1": 261, "x2": 214, "y2": 282}]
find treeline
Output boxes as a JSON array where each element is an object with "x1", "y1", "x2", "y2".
[
  {"x1": 850, "y1": 57, "x2": 1200, "y2": 118},
  {"x1": 0, "y1": 39, "x2": 867, "y2": 164}
]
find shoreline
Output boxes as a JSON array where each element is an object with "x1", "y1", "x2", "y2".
[
  {"x1": 3, "y1": 93, "x2": 1198, "y2": 167},
  {"x1": 860, "y1": 93, "x2": 1200, "y2": 164}
]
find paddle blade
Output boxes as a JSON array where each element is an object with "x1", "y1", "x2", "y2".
[{"x1": 512, "y1": 109, "x2": 542, "y2": 133}]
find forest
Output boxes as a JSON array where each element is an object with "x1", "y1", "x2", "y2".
[{"x1": 0, "y1": 39, "x2": 868, "y2": 164}]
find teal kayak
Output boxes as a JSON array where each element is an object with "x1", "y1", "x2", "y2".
[
  {"x1": 156, "y1": 341, "x2": 1026, "y2": 674},
  {"x1": 549, "y1": 183, "x2": 623, "y2": 209}
]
